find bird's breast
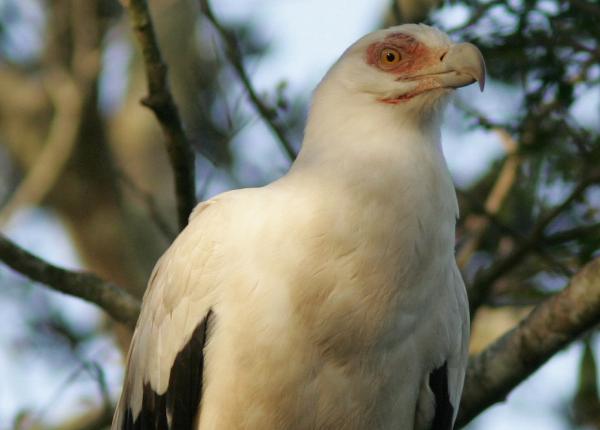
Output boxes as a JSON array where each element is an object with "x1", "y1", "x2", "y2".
[
  {"x1": 262, "y1": 172, "x2": 457, "y2": 357},
  {"x1": 198, "y1": 169, "x2": 462, "y2": 429}
]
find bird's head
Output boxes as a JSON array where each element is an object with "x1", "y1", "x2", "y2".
[{"x1": 313, "y1": 24, "x2": 485, "y2": 124}]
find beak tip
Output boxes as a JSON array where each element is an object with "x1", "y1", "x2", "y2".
[
  {"x1": 478, "y1": 61, "x2": 486, "y2": 92},
  {"x1": 444, "y1": 42, "x2": 486, "y2": 93}
]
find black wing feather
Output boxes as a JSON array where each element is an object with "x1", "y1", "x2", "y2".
[
  {"x1": 429, "y1": 361, "x2": 455, "y2": 430},
  {"x1": 120, "y1": 311, "x2": 213, "y2": 430}
]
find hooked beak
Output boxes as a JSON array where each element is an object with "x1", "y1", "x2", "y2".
[
  {"x1": 437, "y1": 42, "x2": 486, "y2": 91},
  {"x1": 381, "y1": 42, "x2": 485, "y2": 104}
]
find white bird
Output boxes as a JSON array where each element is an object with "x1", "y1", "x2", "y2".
[{"x1": 112, "y1": 23, "x2": 484, "y2": 430}]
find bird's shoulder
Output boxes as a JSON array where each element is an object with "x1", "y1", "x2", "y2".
[
  {"x1": 135, "y1": 181, "x2": 313, "y2": 342},
  {"x1": 113, "y1": 187, "x2": 272, "y2": 428},
  {"x1": 140, "y1": 186, "x2": 270, "y2": 321}
]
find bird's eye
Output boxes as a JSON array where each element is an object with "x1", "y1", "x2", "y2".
[{"x1": 379, "y1": 48, "x2": 402, "y2": 68}]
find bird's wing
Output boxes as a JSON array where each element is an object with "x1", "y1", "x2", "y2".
[
  {"x1": 111, "y1": 193, "x2": 238, "y2": 430},
  {"x1": 430, "y1": 265, "x2": 470, "y2": 430},
  {"x1": 413, "y1": 263, "x2": 469, "y2": 430}
]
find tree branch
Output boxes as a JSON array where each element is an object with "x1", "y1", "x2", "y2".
[
  {"x1": 0, "y1": 234, "x2": 140, "y2": 327},
  {"x1": 122, "y1": 0, "x2": 196, "y2": 231},
  {"x1": 199, "y1": 0, "x2": 297, "y2": 160},
  {"x1": 458, "y1": 256, "x2": 600, "y2": 427},
  {"x1": 468, "y1": 173, "x2": 600, "y2": 313}
]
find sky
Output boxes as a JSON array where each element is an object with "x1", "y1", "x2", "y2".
[{"x1": 0, "y1": 0, "x2": 596, "y2": 429}]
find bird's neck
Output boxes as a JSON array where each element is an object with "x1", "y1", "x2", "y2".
[
  {"x1": 296, "y1": 79, "x2": 445, "y2": 164},
  {"x1": 285, "y1": 84, "x2": 459, "y2": 257},
  {"x1": 281, "y1": 90, "x2": 460, "y2": 303},
  {"x1": 281, "y1": 86, "x2": 459, "y2": 296},
  {"x1": 291, "y1": 85, "x2": 453, "y2": 203}
]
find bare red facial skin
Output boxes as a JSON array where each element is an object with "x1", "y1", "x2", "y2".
[
  {"x1": 366, "y1": 33, "x2": 440, "y2": 76},
  {"x1": 366, "y1": 33, "x2": 447, "y2": 103}
]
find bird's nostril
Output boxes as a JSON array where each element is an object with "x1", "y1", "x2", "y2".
[{"x1": 440, "y1": 52, "x2": 447, "y2": 61}]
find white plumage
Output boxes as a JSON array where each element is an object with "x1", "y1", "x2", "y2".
[{"x1": 113, "y1": 24, "x2": 484, "y2": 430}]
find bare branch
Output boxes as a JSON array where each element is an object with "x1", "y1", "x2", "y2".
[
  {"x1": 122, "y1": 0, "x2": 197, "y2": 231},
  {"x1": 0, "y1": 234, "x2": 140, "y2": 327},
  {"x1": 199, "y1": 0, "x2": 297, "y2": 160},
  {"x1": 458, "y1": 256, "x2": 600, "y2": 427}
]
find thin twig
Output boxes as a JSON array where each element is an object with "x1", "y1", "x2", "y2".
[
  {"x1": 457, "y1": 128, "x2": 521, "y2": 268},
  {"x1": 458, "y1": 256, "x2": 600, "y2": 427},
  {"x1": 0, "y1": 234, "x2": 140, "y2": 326},
  {"x1": 28, "y1": 359, "x2": 91, "y2": 428},
  {"x1": 86, "y1": 361, "x2": 113, "y2": 418},
  {"x1": 118, "y1": 172, "x2": 177, "y2": 242},
  {"x1": 199, "y1": 0, "x2": 297, "y2": 160},
  {"x1": 457, "y1": 189, "x2": 574, "y2": 278},
  {"x1": 122, "y1": 0, "x2": 196, "y2": 231},
  {"x1": 468, "y1": 173, "x2": 600, "y2": 313},
  {"x1": 544, "y1": 222, "x2": 600, "y2": 246}
]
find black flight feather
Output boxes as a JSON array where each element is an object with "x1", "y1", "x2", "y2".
[
  {"x1": 429, "y1": 361, "x2": 454, "y2": 430},
  {"x1": 120, "y1": 310, "x2": 213, "y2": 430}
]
